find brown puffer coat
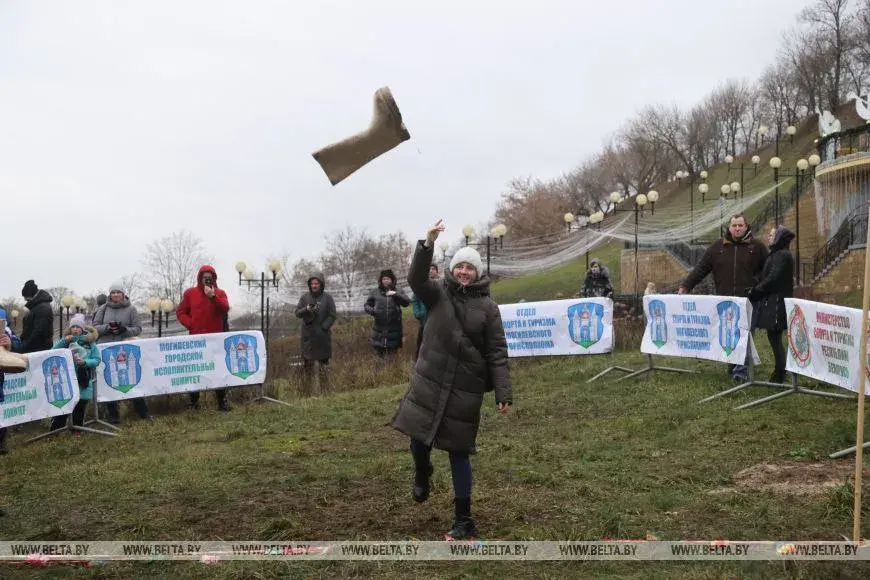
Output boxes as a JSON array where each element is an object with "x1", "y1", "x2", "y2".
[
  {"x1": 681, "y1": 230, "x2": 768, "y2": 296},
  {"x1": 392, "y1": 241, "x2": 511, "y2": 454}
]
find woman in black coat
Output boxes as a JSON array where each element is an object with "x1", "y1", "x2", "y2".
[
  {"x1": 748, "y1": 226, "x2": 795, "y2": 383},
  {"x1": 392, "y1": 219, "x2": 512, "y2": 541},
  {"x1": 364, "y1": 269, "x2": 410, "y2": 356}
]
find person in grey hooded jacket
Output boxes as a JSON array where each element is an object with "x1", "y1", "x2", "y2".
[{"x1": 93, "y1": 281, "x2": 150, "y2": 423}]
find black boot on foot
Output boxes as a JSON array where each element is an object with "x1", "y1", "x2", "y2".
[
  {"x1": 445, "y1": 497, "x2": 476, "y2": 540},
  {"x1": 412, "y1": 464, "x2": 433, "y2": 503},
  {"x1": 445, "y1": 517, "x2": 478, "y2": 540}
]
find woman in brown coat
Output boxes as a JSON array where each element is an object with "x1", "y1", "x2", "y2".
[{"x1": 392, "y1": 219, "x2": 512, "y2": 540}]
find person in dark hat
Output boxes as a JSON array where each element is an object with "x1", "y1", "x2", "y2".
[
  {"x1": 15, "y1": 280, "x2": 54, "y2": 354},
  {"x1": 90, "y1": 293, "x2": 107, "y2": 323},
  {"x1": 364, "y1": 268, "x2": 410, "y2": 357},
  {"x1": 295, "y1": 273, "x2": 337, "y2": 395}
]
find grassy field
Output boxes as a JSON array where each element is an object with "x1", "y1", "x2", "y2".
[{"x1": 1, "y1": 334, "x2": 868, "y2": 579}]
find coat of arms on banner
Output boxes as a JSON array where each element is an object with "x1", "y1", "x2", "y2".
[
  {"x1": 567, "y1": 302, "x2": 604, "y2": 348},
  {"x1": 101, "y1": 345, "x2": 143, "y2": 393},
  {"x1": 42, "y1": 356, "x2": 74, "y2": 408},
  {"x1": 648, "y1": 299, "x2": 668, "y2": 348},
  {"x1": 787, "y1": 304, "x2": 812, "y2": 368},
  {"x1": 716, "y1": 301, "x2": 741, "y2": 356},
  {"x1": 224, "y1": 334, "x2": 259, "y2": 379}
]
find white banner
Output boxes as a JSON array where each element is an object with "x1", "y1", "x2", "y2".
[
  {"x1": 95, "y1": 331, "x2": 267, "y2": 402},
  {"x1": 498, "y1": 298, "x2": 613, "y2": 357},
  {"x1": 641, "y1": 294, "x2": 759, "y2": 364},
  {"x1": 785, "y1": 298, "x2": 862, "y2": 393},
  {"x1": 0, "y1": 349, "x2": 80, "y2": 428}
]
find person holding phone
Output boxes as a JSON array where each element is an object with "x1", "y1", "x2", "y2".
[
  {"x1": 94, "y1": 281, "x2": 147, "y2": 423},
  {"x1": 176, "y1": 265, "x2": 231, "y2": 411}
]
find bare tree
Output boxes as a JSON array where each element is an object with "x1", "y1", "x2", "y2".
[
  {"x1": 366, "y1": 231, "x2": 414, "y2": 277},
  {"x1": 494, "y1": 177, "x2": 570, "y2": 239},
  {"x1": 141, "y1": 230, "x2": 213, "y2": 305},
  {"x1": 117, "y1": 272, "x2": 147, "y2": 309},
  {"x1": 632, "y1": 104, "x2": 692, "y2": 172},
  {"x1": 320, "y1": 225, "x2": 375, "y2": 311},
  {"x1": 800, "y1": 0, "x2": 855, "y2": 110},
  {"x1": 847, "y1": 0, "x2": 870, "y2": 92},
  {"x1": 709, "y1": 79, "x2": 751, "y2": 155}
]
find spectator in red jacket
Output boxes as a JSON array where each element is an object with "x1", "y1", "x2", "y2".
[{"x1": 176, "y1": 265, "x2": 231, "y2": 412}]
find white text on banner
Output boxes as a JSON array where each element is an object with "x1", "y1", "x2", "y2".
[
  {"x1": 785, "y1": 298, "x2": 862, "y2": 392},
  {"x1": 0, "y1": 349, "x2": 80, "y2": 428},
  {"x1": 95, "y1": 331, "x2": 267, "y2": 402},
  {"x1": 498, "y1": 298, "x2": 614, "y2": 357},
  {"x1": 641, "y1": 294, "x2": 759, "y2": 364}
]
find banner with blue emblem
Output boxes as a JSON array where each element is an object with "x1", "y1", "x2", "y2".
[
  {"x1": 95, "y1": 331, "x2": 267, "y2": 402},
  {"x1": 641, "y1": 295, "x2": 759, "y2": 364},
  {"x1": 498, "y1": 298, "x2": 614, "y2": 357},
  {"x1": 0, "y1": 349, "x2": 79, "y2": 428}
]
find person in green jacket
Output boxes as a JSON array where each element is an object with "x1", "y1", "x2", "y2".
[
  {"x1": 48, "y1": 314, "x2": 100, "y2": 432},
  {"x1": 410, "y1": 263, "x2": 439, "y2": 361}
]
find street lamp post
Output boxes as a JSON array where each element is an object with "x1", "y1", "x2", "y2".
[
  {"x1": 59, "y1": 295, "x2": 75, "y2": 337},
  {"x1": 235, "y1": 260, "x2": 290, "y2": 408},
  {"x1": 593, "y1": 191, "x2": 655, "y2": 313},
  {"x1": 463, "y1": 224, "x2": 507, "y2": 277},
  {"x1": 770, "y1": 156, "x2": 783, "y2": 225},
  {"x1": 787, "y1": 124, "x2": 797, "y2": 144},
  {"x1": 730, "y1": 181, "x2": 741, "y2": 201},
  {"x1": 236, "y1": 260, "x2": 281, "y2": 333},
  {"x1": 720, "y1": 184, "x2": 730, "y2": 237},
  {"x1": 439, "y1": 241, "x2": 450, "y2": 270},
  {"x1": 795, "y1": 158, "x2": 809, "y2": 285},
  {"x1": 147, "y1": 297, "x2": 175, "y2": 337}
]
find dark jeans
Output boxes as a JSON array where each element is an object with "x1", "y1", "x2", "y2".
[
  {"x1": 106, "y1": 398, "x2": 150, "y2": 422},
  {"x1": 301, "y1": 358, "x2": 330, "y2": 395},
  {"x1": 49, "y1": 399, "x2": 88, "y2": 431},
  {"x1": 768, "y1": 329, "x2": 786, "y2": 380},
  {"x1": 189, "y1": 389, "x2": 227, "y2": 408},
  {"x1": 410, "y1": 439, "x2": 472, "y2": 499}
]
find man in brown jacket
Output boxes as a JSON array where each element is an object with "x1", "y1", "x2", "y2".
[{"x1": 678, "y1": 213, "x2": 768, "y2": 381}]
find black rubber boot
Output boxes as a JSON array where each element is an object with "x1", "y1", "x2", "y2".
[{"x1": 413, "y1": 464, "x2": 434, "y2": 503}]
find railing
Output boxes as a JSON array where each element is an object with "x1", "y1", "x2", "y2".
[
  {"x1": 624, "y1": 241, "x2": 715, "y2": 296},
  {"x1": 663, "y1": 241, "x2": 707, "y2": 270},
  {"x1": 819, "y1": 123, "x2": 870, "y2": 163},
  {"x1": 812, "y1": 208, "x2": 869, "y2": 277}
]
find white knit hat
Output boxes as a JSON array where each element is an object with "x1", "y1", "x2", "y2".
[
  {"x1": 449, "y1": 246, "x2": 483, "y2": 275},
  {"x1": 69, "y1": 313, "x2": 86, "y2": 330}
]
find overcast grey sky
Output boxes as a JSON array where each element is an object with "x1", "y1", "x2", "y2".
[{"x1": 0, "y1": 0, "x2": 815, "y2": 310}]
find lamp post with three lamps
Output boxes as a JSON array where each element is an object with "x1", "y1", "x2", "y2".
[
  {"x1": 588, "y1": 190, "x2": 658, "y2": 313},
  {"x1": 461, "y1": 223, "x2": 507, "y2": 277},
  {"x1": 235, "y1": 260, "x2": 281, "y2": 336}
]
